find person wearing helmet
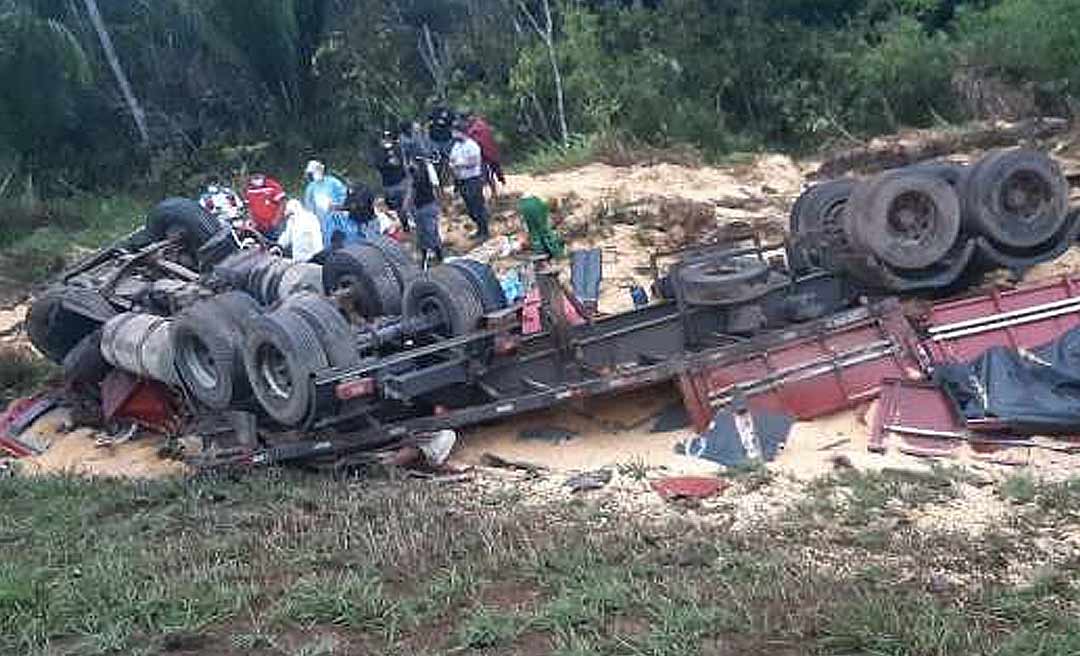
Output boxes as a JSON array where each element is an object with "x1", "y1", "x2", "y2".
[{"x1": 277, "y1": 199, "x2": 323, "y2": 263}]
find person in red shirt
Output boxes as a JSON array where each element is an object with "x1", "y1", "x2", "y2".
[
  {"x1": 464, "y1": 111, "x2": 505, "y2": 196},
  {"x1": 244, "y1": 174, "x2": 288, "y2": 238}
]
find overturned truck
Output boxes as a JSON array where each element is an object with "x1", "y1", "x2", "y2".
[{"x1": 25, "y1": 148, "x2": 1079, "y2": 467}]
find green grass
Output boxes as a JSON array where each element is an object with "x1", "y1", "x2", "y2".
[
  {"x1": 3, "y1": 470, "x2": 1080, "y2": 655},
  {"x1": 0, "y1": 347, "x2": 59, "y2": 404},
  {"x1": 0, "y1": 195, "x2": 147, "y2": 284}
]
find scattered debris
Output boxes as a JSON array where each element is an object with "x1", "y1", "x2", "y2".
[
  {"x1": 481, "y1": 453, "x2": 548, "y2": 476},
  {"x1": 677, "y1": 400, "x2": 793, "y2": 467},
  {"x1": 519, "y1": 425, "x2": 578, "y2": 444},
  {"x1": 0, "y1": 395, "x2": 59, "y2": 457},
  {"x1": 651, "y1": 476, "x2": 728, "y2": 501},
  {"x1": 565, "y1": 468, "x2": 613, "y2": 492}
]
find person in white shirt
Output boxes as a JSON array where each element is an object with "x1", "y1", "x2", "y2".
[
  {"x1": 277, "y1": 199, "x2": 324, "y2": 263},
  {"x1": 448, "y1": 123, "x2": 490, "y2": 241}
]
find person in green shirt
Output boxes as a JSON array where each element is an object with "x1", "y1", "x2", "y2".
[{"x1": 517, "y1": 196, "x2": 565, "y2": 259}]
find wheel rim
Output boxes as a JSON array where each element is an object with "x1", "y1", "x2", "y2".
[
  {"x1": 418, "y1": 294, "x2": 452, "y2": 336},
  {"x1": 332, "y1": 275, "x2": 366, "y2": 319},
  {"x1": 999, "y1": 170, "x2": 1052, "y2": 224},
  {"x1": 180, "y1": 336, "x2": 219, "y2": 390},
  {"x1": 887, "y1": 191, "x2": 937, "y2": 247},
  {"x1": 256, "y1": 342, "x2": 293, "y2": 400}
]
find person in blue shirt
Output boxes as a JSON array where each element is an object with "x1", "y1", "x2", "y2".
[{"x1": 301, "y1": 160, "x2": 349, "y2": 247}]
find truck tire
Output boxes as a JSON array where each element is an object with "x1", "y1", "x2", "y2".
[
  {"x1": 62, "y1": 328, "x2": 110, "y2": 386},
  {"x1": 27, "y1": 286, "x2": 116, "y2": 363},
  {"x1": 175, "y1": 306, "x2": 245, "y2": 410},
  {"x1": 677, "y1": 257, "x2": 770, "y2": 305},
  {"x1": 963, "y1": 148, "x2": 1068, "y2": 249},
  {"x1": 145, "y1": 198, "x2": 224, "y2": 255},
  {"x1": 196, "y1": 229, "x2": 240, "y2": 270},
  {"x1": 447, "y1": 258, "x2": 508, "y2": 313},
  {"x1": 907, "y1": 162, "x2": 966, "y2": 187},
  {"x1": 323, "y1": 244, "x2": 401, "y2": 319},
  {"x1": 403, "y1": 265, "x2": 484, "y2": 338},
  {"x1": 280, "y1": 292, "x2": 360, "y2": 369},
  {"x1": 789, "y1": 179, "x2": 856, "y2": 271},
  {"x1": 244, "y1": 309, "x2": 329, "y2": 427},
  {"x1": 844, "y1": 171, "x2": 961, "y2": 270},
  {"x1": 365, "y1": 234, "x2": 421, "y2": 290},
  {"x1": 790, "y1": 179, "x2": 856, "y2": 237},
  {"x1": 173, "y1": 292, "x2": 262, "y2": 409}
]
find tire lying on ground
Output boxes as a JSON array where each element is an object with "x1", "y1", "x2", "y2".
[
  {"x1": 243, "y1": 308, "x2": 330, "y2": 426},
  {"x1": 843, "y1": 170, "x2": 962, "y2": 271},
  {"x1": 677, "y1": 256, "x2": 771, "y2": 306},
  {"x1": 174, "y1": 292, "x2": 262, "y2": 410},
  {"x1": 447, "y1": 258, "x2": 508, "y2": 313},
  {"x1": 279, "y1": 292, "x2": 360, "y2": 369},
  {"x1": 962, "y1": 148, "x2": 1068, "y2": 249},
  {"x1": 145, "y1": 197, "x2": 224, "y2": 256},
  {"x1": 323, "y1": 244, "x2": 401, "y2": 319},
  {"x1": 788, "y1": 178, "x2": 856, "y2": 271},
  {"x1": 403, "y1": 265, "x2": 485, "y2": 337},
  {"x1": 27, "y1": 286, "x2": 116, "y2": 363}
]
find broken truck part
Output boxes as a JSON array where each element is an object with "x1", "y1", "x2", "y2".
[{"x1": 789, "y1": 148, "x2": 1075, "y2": 292}]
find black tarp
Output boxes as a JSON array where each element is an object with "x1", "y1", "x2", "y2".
[{"x1": 935, "y1": 327, "x2": 1080, "y2": 434}]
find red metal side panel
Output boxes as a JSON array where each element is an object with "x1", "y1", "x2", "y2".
[
  {"x1": 926, "y1": 276, "x2": 1080, "y2": 363},
  {"x1": 681, "y1": 306, "x2": 922, "y2": 428}
]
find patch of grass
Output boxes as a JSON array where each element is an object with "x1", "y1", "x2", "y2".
[
  {"x1": 3, "y1": 470, "x2": 1080, "y2": 655},
  {"x1": 0, "y1": 347, "x2": 59, "y2": 403},
  {"x1": 800, "y1": 466, "x2": 961, "y2": 526},
  {"x1": 456, "y1": 608, "x2": 522, "y2": 649},
  {"x1": 1001, "y1": 473, "x2": 1038, "y2": 504},
  {"x1": 0, "y1": 195, "x2": 146, "y2": 284},
  {"x1": 514, "y1": 134, "x2": 599, "y2": 175}
]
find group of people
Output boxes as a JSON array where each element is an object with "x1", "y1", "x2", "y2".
[
  {"x1": 224, "y1": 106, "x2": 507, "y2": 269},
  {"x1": 372, "y1": 107, "x2": 505, "y2": 265}
]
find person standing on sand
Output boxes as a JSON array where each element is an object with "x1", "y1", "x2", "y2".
[
  {"x1": 464, "y1": 110, "x2": 505, "y2": 196},
  {"x1": 409, "y1": 157, "x2": 444, "y2": 269},
  {"x1": 449, "y1": 122, "x2": 490, "y2": 241}
]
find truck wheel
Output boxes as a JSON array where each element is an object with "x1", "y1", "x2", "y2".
[
  {"x1": 323, "y1": 244, "x2": 401, "y2": 319},
  {"x1": 280, "y1": 292, "x2": 360, "y2": 369},
  {"x1": 145, "y1": 198, "x2": 224, "y2": 255},
  {"x1": 907, "y1": 162, "x2": 966, "y2": 187},
  {"x1": 845, "y1": 171, "x2": 961, "y2": 270},
  {"x1": 62, "y1": 328, "x2": 110, "y2": 386},
  {"x1": 365, "y1": 234, "x2": 421, "y2": 290},
  {"x1": 244, "y1": 309, "x2": 329, "y2": 427},
  {"x1": 447, "y1": 258, "x2": 508, "y2": 313},
  {"x1": 790, "y1": 179, "x2": 856, "y2": 237},
  {"x1": 789, "y1": 179, "x2": 856, "y2": 271},
  {"x1": 175, "y1": 305, "x2": 246, "y2": 410},
  {"x1": 963, "y1": 148, "x2": 1067, "y2": 249},
  {"x1": 403, "y1": 265, "x2": 484, "y2": 337},
  {"x1": 27, "y1": 286, "x2": 116, "y2": 363},
  {"x1": 677, "y1": 257, "x2": 770, "y2": 305}
]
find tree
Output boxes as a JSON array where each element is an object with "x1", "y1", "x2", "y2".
[
  {"x1": 515, "y1": 0, "x2": 569, "y2": 143},
  {"x1": 81, "y1": 0, "x2": 148, "y2": 145}
]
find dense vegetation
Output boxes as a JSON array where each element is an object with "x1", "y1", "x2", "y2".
[{"x1": 0, "y1": 0, "x2": 1077, "y2": 198}]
